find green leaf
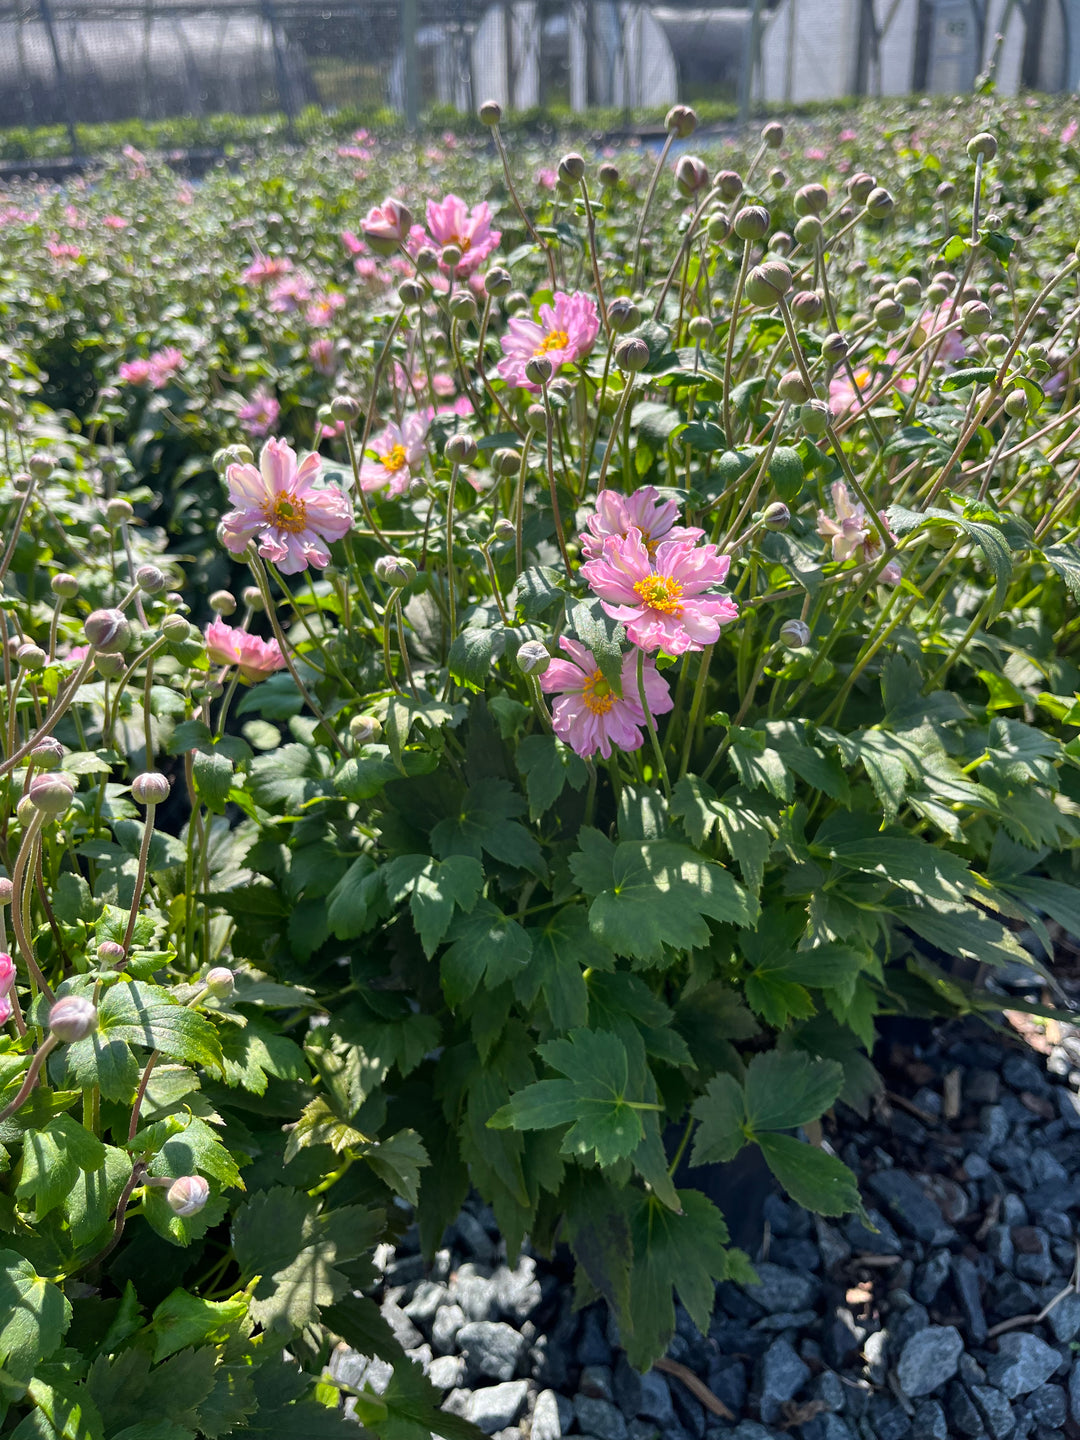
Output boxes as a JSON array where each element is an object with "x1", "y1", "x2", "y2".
[
  {"x1": 690, "y1": 1073, "x2": 746, "y2": 1165},
  {"x1": 219, "y1": 1020, "x2": 308, "y2": 1096},
  {"x1": 0, "y1": 1251, "x2": 71, "y2": 1385},
  {"x1": 756, "y1": 1132, "x2": 862, "y2": 1217},
  {"x1": 742, "y1": 1050, "x2": 844, "y2": 1134},
  {"x1": 812, "y1": 812, "x2": 973, "y2": 904},
  {"x1": 150, "y1": 1289, "x2": 250, "y2": 1363},
  {"x1": 362, "y1": 1128, "x2": 429, "y2": 1205},
  {"x1": 442, "y1": 902, "x2": 533, "y2": 1006},
  {"x1": 893, "y1": 897, "x2": 1032, "y2": 968},
  {"x1": 323, "y1": 1296, "x2": 402, "y2": 1365},
  {"x1": 941, "y1": 365, "x2": 997, "y2": 390},
  {"x1": 51, "y1": 872, "x2": 95, "y2": 925},
  {"x1": 448, "y1": 627, "x2": 506, "y2": 689},
  {"x1": 516, "y1": 734, "x2": 588, "y2": 820},
  {"x1": 16, "y1": 1115, "x2": 108, "y2": 1220},
  {"x1": 86, "y1": 1347, "x2": 216, "y2": 1437},
  {"x1": 192, "y1": 748, "x2": 235, "y2": 814},
  {"x1": 430, "y1": 779, "x2": 545, "y2": 877},
  {"x1": 15, "y1": 1376, "x2": 104, "y2": 1440},
  {"x1": 95, "y1": 982, "x2": 221, "y2": 1068},
  {"x1": 326, "y1": 856, "x2": 381, "y2": 940},
  {"x1": 519, "y1": 907, "x2": 612, "y2": 1032},
  {"x1": 511, "y1": 565, "x2": 566, "y2": 620},
  {"x1": 566, "y1": 599, "x2": 625, "y2": 695},
  {"x1": 383, "y1": 853, "x2": 484, "y2": 958}
]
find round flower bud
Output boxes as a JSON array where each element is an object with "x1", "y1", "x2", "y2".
[
  {"x1": 525, "y1": 355, "x2": 554, "y2": 387},
  {"x1": 30, "y1": 737, "x2": 65, "y2": 771},
  {"x1": 770, "y1": 231, "x2": 793, "y2": 256},
  {"x1": 925, "y1": 282, "x2": 948, "y2": 306},
  {"x1": 504, "y1": 291, "x2": 529, "y2": 316},
  {"x1": 675, "y1": 155, "x2": 709, "y2": 197},
  {"x1": 131, "y1": 771, "x2": 170, "y2": 806},
  {"x1": 49, "y1": 995, "x2": 98, "y2": 1043},
  {"x1": 558, "y1": 152, "x2": 585, "y2": 184},
  {"x1": 793, "y1": 215, "x2": 823, "y2": 247},
  {"x1": 614, "y1": 337, "x2": 650, "y2": 373},
  {"x1": 415, "y1": 245, "x2": 439, "y2": 273},
  {"x1": 780, "y1": 618, "x2": 812, "y2": 649},
  {"x1": 873, "y1": 297, "x2": 906, "y2": 331},
  {"x1": 778, "y1": 370, "x2": 811, "y2": 404},
  {"x1": 0, "y1": 879, "x2": 12, "y2": 906},
  {"x1": 800, "y1": 399, "x2": 831, "y2": 435},
  {"x1": 1004, "y1": 388, "x2": 1029, "y2": 418},
  {"x1": 491, "y1": 447, "x2": 522, "y2": 477},
  {"x1": 706, "y1": 211, "x2": 728, "y2": 243},
  {"x1": 210, "y1": 590, "x2": 236, "y2": 616},
  {"x1": 94, "y1": 653, "x2": 125, "y2": 679},
  {"x1": 967, "y1": 131, "x2": 998, "y2": 161},
  {"x1": 105, "y1": 497, "x2": 134, "y2": 526},
  {"x1": 374, "y1": 555, "x2": 417, "y2": 588},
  {"x1": 492, "y1": 518, "x2": 516, "y2": 542},
  {"x1": 847, "y1": 172, "x2": 876, "y2": 204},
  {"x1": 84, "y1": 608, "x2": 130, "y2": 653},
  {"x1": 687, "y1": 316, "x2": 713, "y2": 341},
  {"x1": 135, "y1": 564, "x2": 167, "y2": 595},
  {"x1": 598, "y1": 162, "x2": 619, "y2": 188},
  {"x1": 205, "y1": 966, "x2": 235, "y2": 999},
  {"x1": 791, "y1": 290, "x2": 824, "y2": 324},
  {"x1": 794, "y1": 182, "x2": 828, "y2": 217},
  {"x1": 733, "y1": 204, "x2": 769, "y2": 240},
  {"x1": 479, "y1": 99, "x2": 503, "y2": 126},
  {"x1": 665, "y1": 104, "x2": 698, "y2": 138},
  {"x1": 1027, "y1": 342, "x2": 1049, "y2": 364},
  {"x1": 28, "y1": 453, "x2": 53, "y2": 479},
  {"x1": 761, "y1": 121, "x2": 784, "y2": 148},
  {"x1": 717, "y1": 170, "x2": 743, "y2": 201},
  {"x1": 17, "y1": 644, "x2": 46, "y2": 672},
  {"x1": 448, "y1": 291, "x2": 477, "y2": 323},
  {"x1": 16, "y1": 796, "x2": 35, "y2": 827},
  {"x1": 398, "y1": 279, "x2": 425, "y2": 306},
  {"x1": 864, "y1": 187, "x2": 895, "y2": 219},
  {"x1": 441, "y1": 243, "x2": 462, "y2": 272},
  {"x1": 960, "y1": 300, "x2": 993, "y2": 335},
  {"x1": 526, "y1": 403, "x2": 547, "y2": 431},
  {"x1": 445, "y1": 433, "x2": 479, "y2": 465},
  {"x1": 484, "y1": 266, "x2": 512, "y2": 297},
  {"x1": 166, "y1": 1175, "x2": 210, "y2": 1216},
  {"x1": 350, "y1": 714, "x2": 382, "y2": 744},
  {"x1": 516, "y1": 640, "x2": 551, "y2": 675},
  {"x1": 745, "y1": 261, "x2": 793, "y2": 308},
  {"x1": 161, "y1": 614, "x2": 191, "y2": 641},
  {"x1": 763, "y1": 501, "x2": 791, "y2": 532},
  {"x1": 984, "y1": 332, "x2": 1009, "y2": 356},
  {"x1": 51, "y1": 573, "x2": 79, "y2": 599},
  {"x1": 97, "y1": 941, "x2": 126, "y2": 964},
  {"x1": 607, "y1": 297, "x2": 641, "y2": 334},
  {"x1": 331, "y1": 395, "x2": 361, "y2": 423},
  {"x1": 29, "y1": 772, "x2": 75, "y2": 816}
]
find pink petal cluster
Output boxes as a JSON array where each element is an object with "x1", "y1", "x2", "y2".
[
  {"x1": 241, "y1": 255, "x2": 293, "y2": 286},
  {"x1": 119, "y1": 346, "x2": 183, "y2": 390},
  {"x1": 828, "y1": 352, "x2": 917, "y2": 416},
  {"x1": 581, "y1": 517, "x2": 738, "y2": 657},
  {"x1": 536, "y1": 168, "x2": 558, "y2": 190},
  {"x1": 1063, "y1": 119, "x2": 1079, "y2": 145},
  {"x1": 103, "y1": 215, "x2": 129, "y2": 230},
  {"x1": 916, "y1": 298, "x2": 966, "y2": 363},
  {"x1": 497, "y1": 290, "x2": 601, "y2": 391},
  {"x1": 341, "y1": 229, "x2": 366, "y2": 256},
  {"x1": 46, "y1": 240, "x2": 81, "y2": 264},
  {"x1": 362, "y1": 198, "x2": 412, "y2": 253},
  {"x1": 306, "y1": 293, "x2": 345, "y2": 328},
  {"x1": 269, "y1": 274, "x2": 314, "y2": 314},
  {"x1": 0, "y1": 951, "x2": 13, "y2": 1026},
  {"x1": 222, "y1": 437, "x2": 352, "y2": 574},
  {"x1": 816, "y1": 480, "x2": 901, "y2": 583},
  {"x1": 205, "y1": 619, "x2": 286, "y2": 682},
  {"x1": 359, "y1": 415, "x2": 429, "y2": 495},
  {"x1": 238, "y1": 387, "x2": 281, "y2": 438},
  {"x1": 309, "y1": 338, "x2": 338, "y2": 376},
  {"x1": 541, "y1": 637, "x2": 673, "y2": 760},
  {"x1": 581, "y1": 487, "x2": 703, "y2": 561},
  {"x1": 410, "y1": 193, "x2": 501, "y2": 278}
]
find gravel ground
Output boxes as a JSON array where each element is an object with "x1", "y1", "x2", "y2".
[{"x1": 336, "y1": 956, "x2": 1080, "y2": 1440}]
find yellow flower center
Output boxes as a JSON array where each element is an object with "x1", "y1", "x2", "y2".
[
  {"x1": 265, "y1": 492, "x2": 308, "y2": 534},
  {"x1": 382, "y1": 443, "x2": 408, "y2": 472},
  {"x1": 634, "y1": 574, "x2": 683, "y2": 614},
  {"x1": 450, "y1": 233, "x2": 472, "y2": 253},
  {"x1": 583, "y1": 669, "x2": 615, "y2": 715},
  {"x1": 535, "y1": 329, "x2": 569, "y2": 355}
]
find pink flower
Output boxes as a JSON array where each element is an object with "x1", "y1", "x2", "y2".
[
  {"x1": 341, "y1": 229, "x2": 366, "y2": 255},
  {"x1": 148, "y1": 347, "x2": 183, "y2": 387},
  {"x1": 817, "y1": 480, "x2": 900, "y2": 583},
  {"x1": 354, "y1": 256, "x2": 382, "y2": 281},
  {"x1": 269, "y1": 274, "x2": 314, "y2": 314},
  {"x1": 581, "y1": 487, "x2": 703, "y2": 561},
  {"x1": 581, "y1": 531, "x2": 739, "y2": 656},
  {"x1": 362, "y1": 198, "x2": 412, "y2": 254},
  {"x1": 46, "y1": 240, "x2": 81, "y2": 264},
  {"x1": 309, "y1": 338, "x2": 337, "y2": 376},
  {"x1": 1063, "y1": 119, "x2": 1079, "y2": 145},
  {"x1": 540, "y1": 637, "x2": 674, "y2": 760},
  {"x1": 359, "y1": 415, "x2": 428, "y2": 495},
  {"x1": 839, "y1": 128, "x2": 857, "y2": 142},
  {"x1": 916, "y1": 299, "x2": 966, "y2": 363},
  {"x1": 104, "y1": 215, "x2": 129, "y2": 230},
  {"x1": 222, "y1": 437, "x2": 352, "y2": 574},
  {"x1": 497, "y1": 290, "x2": 601, "y2": 391},
  {"x1": 804, "y1": 147, "x2": 827, "y2": 161},
  {"x1": 237, "y1": 387, "x2": 281, "y2": 438},
  {"x1": 319, "y1": 418, "x2": 347, "y2": 442},
  {"x1": 410, "y1": 193, "x2": 501, "y2": 278},
  {"x1": 205, "y1": 619, "x2": 286, "y2": 682},
  {"x1": 829, "y1": 352, "x2": 916, "y2": 416},
  {"x1": 119, "y1": 358, "x2": 154, "y2": 386},
  {"x1": 242, "y1": 255, "x2": 293, "y2": 286},
  {"x1": 536, "y1": 168, "x2": 558, "y2": 190},
  {"x1": 306, "y1": 292, "x2": 345, "y2": 327}
]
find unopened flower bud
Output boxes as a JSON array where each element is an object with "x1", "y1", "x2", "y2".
[
  {"x1": 94, "y1": 653, "x2": 125, "y2": 679},
  {"x1": 794, "y1": 215, "x2": 823, "y2": 247},
  {"x1": 791, "y1": 290, "x2": 824, "y2": 324},
  {"x1": 615, "y1": 337, "x2": 650, "y2": 373},
  {"x1": 162, "y1": 614, "x2": 191, "y2": 641},
  {"x1": 492, "y1": 518, "x2": 516, "y2": 542},
  {"x1": 525, "y1": 355, "x2": 553, "y2": 387},
  {"x1": 49, "y1": 995, "x2": 98, "y2": 1043},
  {"x1": 242, "y1": 586, "x2": 264, "y2": 611},
  {"x1": 967, "y1": 131, "x2": 998, "y2": 161},
  {"x1": 210, "y1": 589, "x2": 236, "y2": 616},
  {"x1": 16, "y1": 796, "x2": 35, "y2": 826},
  {"x1": 778, "y1": 371, "x2": 811, "y2": 403},
  {"x1": 374, "y1": 554, "x2": 417, "y2": 588},
  {"x1": 479, "y1": 99, "x2": 503, "y2": 126},
  {"x1": 984, "y1": 332, "x2": 1009, "y2": 356},
  {"x1": 484, "y1": 266, "x2": 512, "y2": 297},
  {"x1": 105, "y1": 497, "x2": 133, "y2": 526},
  {"x1": 761, "y1": 121, "x2": 784, "y2": 148},
  {"x1": 745, "y1": 261, "x2": 792, "y2": 308},
  {"x1": 847, "y1": 172, "x2": 876, "y2": 204},
  {"x1": 445, "y1": 433, "x2": 479, "y2": 466},
  {"x1": 666, "y1": 104, "x2": 698, "y2": 138},
  {"x1": 675, "y1": 155, "x2": 709, "y2": 197},
  {"x1": 448, "y1": 291, "x2": 477, "y2": 322},
  {"x1": 131, "y1": 771, "x2": 170, "y2": 806},
  {"x1": 517, "y1": 640, "x2": 550, "y2": 675},
  {"x1": 558, "y1": 152, "x2": 585, "y2": 184},
  {"x1": 398, "y1": 278, "x2": 425, "y2": 306},
  {"x1": 84, "y1": 608, "x2": 130, "y2": 653},
  {"x1": 330, "y1": 395, "x2": 361, "y2": 423},
  {"x1": 29, "y1": 772, "x2": 75, "y2": 816},
  {"x1": 441, "y1": 243, "x2": 462, "y2": 271},
  {"x1": 893, "y1": 276, "x2": 920, "y2": 306},
  {"x1": 717, "y1": 170, "x2": 743, "y2": 200},
  {"x1": 936, "y1": 180, "x2": 956, "y2": 203},
  {"x1": 135, "y1": 564, "x2": 167, "y2": 594},
  {"x1": 607, "y1": 297, "x2": 640, "y2": 334},
  {"x1": 526, "y1": 403, "x2": 547, "y2": 431},
  {"x1": 598, "y1": 163, "x2": 619, "y2": 188},
  {"x1": 873, "y1": 297, "x2": 906, "y2": 331},
  {"x1": 780, "y1": 618, "x2": 812, "y2": 649},
  {"x1": 734, "y1": 204, "x2": 769, "y2": 240},
  {"x1": 97, "y1": 941, "x2": 126, "y2": 965},
  {"x1": 350, "y1": 714, "x2": 382, "y2": 744},
  {"x1": 706, "y1": 211, "x2": 728, "y2": 243},
  {"x1": 794, "y1": 183, "x2": 828, "y2": 216},
  {"x1": 28, "y1": 453, "x2": 53, "y2": 479},
  {"x1": 1004, "y1": 388, "x2": 1029, "y2": 418},
  {"x1": 864, "y1": 187, "x2": 895, "y2": 219},
  {"x1": 17, "y1": 644, "x2": 46, "y2": 672},
  {"x1": 763, "y1": 501, "x2": 790, "y2": 531},
  {"x1": 30, "y1": 737, "x2": 65, "y2": 771},
  {"x1": 0, "y1": 879, "x2": 12, "y2": 906},
  {"x1": 166, "y1": 1175, "x2": 210, "y2": 1216},
  {"x1": 51, "y1": 573, "x2": 78, "y2": 598},
  {"x1": 961, "y1": 300, "x2": 993, "y2": 335},
  {"x1": 800, "y1": 399, "x2": 831, "y2": 435},
  {"x1": 687, "y1": 316, "x2": 713, "y2": 341},
  {"x1": 504, "y1": 291, "x2": 528, "y2": 316},
  {"x1": 491, "y1": 447, "x2": 522, "y2": 476},
  {"x1": 769, "y1": 231, "x2": 793, "y2": 256},
  {"x1": 205, "y1": 966, "x2": 235, "y2": 999},
  {"x1": 415, "y1": 245, "x2": 439, "y2": 273}
]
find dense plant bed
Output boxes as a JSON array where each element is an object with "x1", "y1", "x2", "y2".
[{"x1": 1, "y1": 91, "x2": 1080, "y2": 1439}]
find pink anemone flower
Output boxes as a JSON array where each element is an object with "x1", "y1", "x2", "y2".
[
  {"x1": 497, "y1": 291, "x2": 600, "y2": 391},
  {"x1": 241, "y1": 255, "x2": 293, "y2": 286},
  {"x1": 269, "y1": 274, "x2": 314, "y2": 314},
  {"x1": 309, "y1": 338, "x2": 338, "y2": 376},
  {"x1": 205, "y1": 619, "x2": 286, "y2": 682},
  {"x1": 119, "y1": 358, "x2": 153, "y2": 386},
  {"x1": 817, "y1": 480, "x2": 901, "y2": 584},
  {"x1": 540, "y1": 637, "x2": 673, "y2": 760},
  {"x1": 581, "y1": 531, "x2": 738, "y2": 656},
  {"x1": 0, "y1": 951, "x2": 14, "y2": 1026},
  {"x1": 915, "y1": 298, "x2": 966, "y2": 363},
  {"x1": 222, "y1": 437, "x2": 352, "y2": 574},
  {"x1": 362, "y1": 198, "x2": 413, "y2": 254},
  {"x1": 581, "y1": 487, "x2": 703, "y2": 561},
  {"x1": 238, "y1": 387, "x2": 281, "y2": 438},
  {"x1": 359, "y1": 415, "x2": 428, "y2": 495},
  {"x1": 410, "y1": 193, "x2": 501, "y2": 278}
]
